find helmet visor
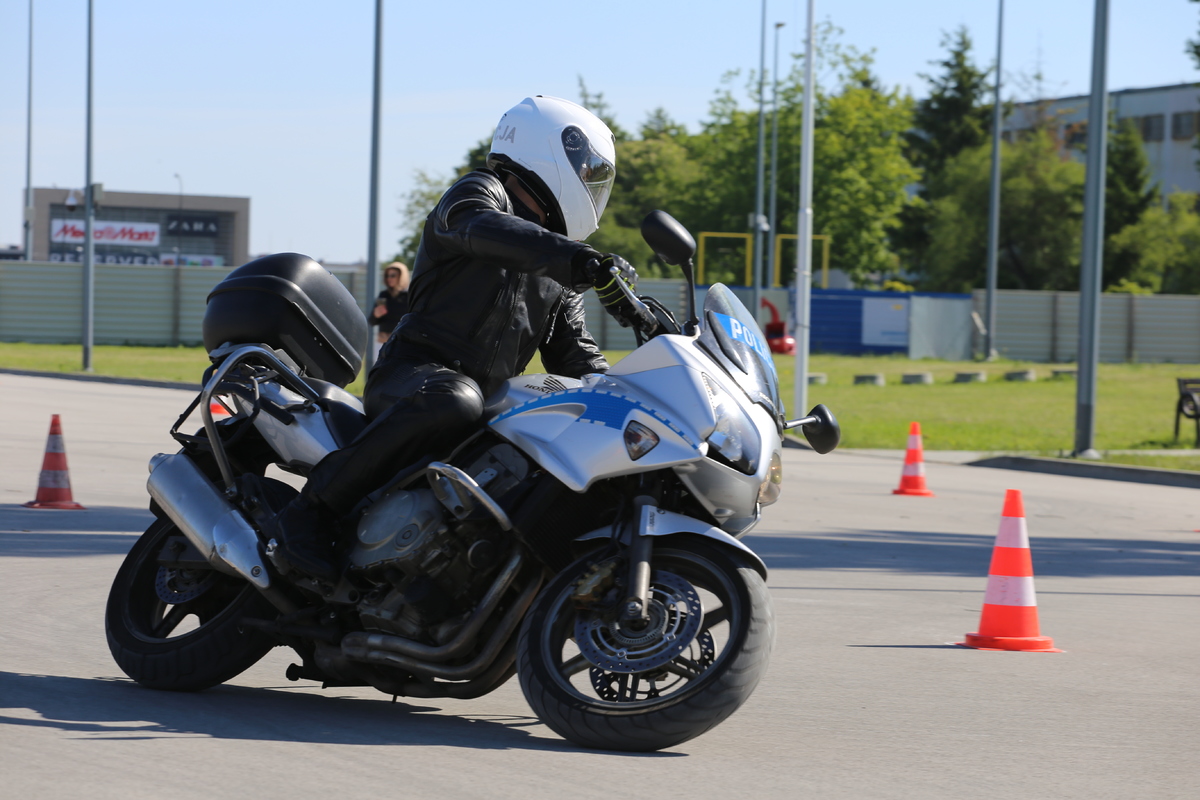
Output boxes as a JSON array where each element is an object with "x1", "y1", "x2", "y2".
[{"x1": 561, "y1": 126, "x2": 615, "y2": 217}]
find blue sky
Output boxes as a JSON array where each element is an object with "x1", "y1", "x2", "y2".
[{"x1": 0, "y1": 0, "x2": 1195, "y2": 263}]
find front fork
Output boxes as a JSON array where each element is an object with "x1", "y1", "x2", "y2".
[{"x1": 619, "y1": 493, "x2": 657, "y2": 625}]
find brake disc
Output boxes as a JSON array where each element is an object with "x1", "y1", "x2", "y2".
[
  {"x1": 589, "y1": 629, "x2": 715, "y2": 701},
  {"x1": 575, "y1": 570, "x2": 702, "y2": 674},
  {"x1": 155, "y1": 566, "x2": 216, "y2": 604}
]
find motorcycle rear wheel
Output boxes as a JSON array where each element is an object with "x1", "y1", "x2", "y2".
[
  {"x1": 105, "y1": 516, "x2": 278, "y2": 691},
  {"x1": 517, "y1": 538, "x2": 774, "y2": 751}
]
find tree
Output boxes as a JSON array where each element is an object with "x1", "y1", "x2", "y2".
[
  {"x1": 684, "y1": 37, "x2": 918, "y2": 285},
  {"x1": 922, "y1": 129, "x2": 1085, "y2": 292},
  {"x1": 1109, "y1": 193, "x2": 1200, "y2": 294},
  {"x1": 809, "y1": 67, "x2": 919, "y2": 282},
  {"x1": 893, "y1": 28, "x2": 993, "y2": 272},
  {"x1": 1188, "y1": 0, "x2": 1200, "y2": 69},
  {"x1": 1103, "y1": 117, "x2": 1158, "y2": 288},
  {"x1": 906, "y1": 27, "x2": 993, "y2": 184}
]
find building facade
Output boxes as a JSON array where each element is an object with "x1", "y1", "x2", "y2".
[
  {"x1": 28, "y1": 187, "x2": 249, "y2": 267},
  {"x1": 1003, "y1": 82, "x2": 1200, "y2": 196}
]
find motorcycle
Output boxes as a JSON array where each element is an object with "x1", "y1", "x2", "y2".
[{"x1": 105, "y1": 211, "x2": 840, "y2": 751}]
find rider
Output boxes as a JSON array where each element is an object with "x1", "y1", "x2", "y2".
[{"x1": 273, "y1": 95, "x2": 645, "y2": 580}]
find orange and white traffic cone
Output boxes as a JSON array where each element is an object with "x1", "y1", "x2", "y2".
[
  {"x1": 23, "y1": 414, "x2": 85, "y2": 510},
  {"x1": 892, "y1": 421, "x2": 934, "y2": 496},
  {"x1": 958, "y1": 489, "x2": 1060, "y2": 652},
  {"x1": 210, "y1": 400, "x2": 230, "y2": 418}
]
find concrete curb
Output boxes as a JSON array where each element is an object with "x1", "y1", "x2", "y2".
[
  {"x1": 0, "y1": 367, "x2": 200, "y2": 392},
  {"x1": 968, "y1": 455, "x2": 1200, "y2": 489}
]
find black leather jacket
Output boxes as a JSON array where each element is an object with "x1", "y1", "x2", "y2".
[{"x1": 378, "y1": 168, "x2": 608, "y2": 398}]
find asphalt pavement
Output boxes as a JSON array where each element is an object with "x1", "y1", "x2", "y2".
[{"x1": 1, "y1": 373, "x2": 1197, "y2": 799}]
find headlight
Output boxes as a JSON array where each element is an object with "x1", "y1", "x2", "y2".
[
  {"x1": 758, "y1": 450, "x2": 783, "y2": 505},
  {"x1": 702, "y1": 374, "x2": 761, "y2": 474}
]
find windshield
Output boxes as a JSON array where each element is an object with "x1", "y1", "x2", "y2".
[{"x1": 696, "y1": 284, "x2": 783, "y2": 424}]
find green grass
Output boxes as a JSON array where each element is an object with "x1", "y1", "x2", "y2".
[
  {"x1": 0, "y1": 342, "x2": 212, "y2": 385},
  {"x1": 774, "y1": 353, "x2": 1196, "y2": 452},
  {"x1": 4, "y1": 342, "x2": 1197, "y2": 453}
]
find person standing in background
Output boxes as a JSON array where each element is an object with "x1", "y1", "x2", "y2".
[{"x1": 369, "y1": 262, "x2": 410, "y2": 357}]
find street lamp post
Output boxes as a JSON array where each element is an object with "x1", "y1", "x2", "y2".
[
  {"x1": 1074, "y1": 0, "x2": 1110, "y2": 458},
  {"x1": 82, "y1": 0, "x2": 95, "y2": 372},
  {"x1": 984, "y1": 0, "x2": 1005, "y2": 361},
  {"x1": 793, "y1": 0, "x2": 816, "y2": 419},
  {"x1": 23, "y1": 0, "x2": 34, "y2": 261},
  {"x1": 172, "y1": 173, "x2": 184, "y2": 346},
  {"x1": 766, "y1": 21, "x2": 785, "y2": 292},
  {"x1": 364, "y1": 0, "x2": 384, "y2": 370},
  {"x1": 752, "y1": 0, "x2": 768, "y2": 320}
]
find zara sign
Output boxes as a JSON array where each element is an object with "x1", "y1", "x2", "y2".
[{"x1": 166, "y1": 214, "x2": 220, "y2": 237}]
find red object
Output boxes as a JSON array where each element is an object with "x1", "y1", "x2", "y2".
[
  {"x1": 210, "y1": 400, "x2": 230, "y2": 417},
  {"x1": 24, "y1": 414, "x2": 85, "y2": 509},
  {"x1": 958, "y1": 490, "x2": 1061, "y2": 652},
  {"x1": 892, "y1": 421, "x2": 935, "y2": 496},
  {"x1": 760, "y1": 298, "x2": 796, "y2": 355}
]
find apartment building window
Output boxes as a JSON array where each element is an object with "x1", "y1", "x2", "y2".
[
  {"x1": 1139, "y1": 114, "x2": 1165, "y2": 142},
  {"x1": 1065, "y1": 121, "x2": 1088, "y2": 147},
  {"x1": 1172, "y1": 111, "x2": 1198, "y2": 140}
]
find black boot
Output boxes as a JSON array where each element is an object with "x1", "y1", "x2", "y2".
[{"x1": 269, "y1": 495, "x2": 339, "y2": 583}]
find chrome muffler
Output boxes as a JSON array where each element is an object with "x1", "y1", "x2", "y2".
[{"x1": 146, "y1": 452, "x2": 271, "y2": 590}]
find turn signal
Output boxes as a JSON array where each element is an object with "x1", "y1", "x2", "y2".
[
  {"x1": 758, "y1": 451, "x2": 783, "y2": 505},
  {"x1": 624, "y1": 420, "x2": 660, "y2": 460}
]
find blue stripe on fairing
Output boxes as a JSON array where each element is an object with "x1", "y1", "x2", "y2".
[{"x1": 490, "y1": 388, "x2": 697, "y2": 446}]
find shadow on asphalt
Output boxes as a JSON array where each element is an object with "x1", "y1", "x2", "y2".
[
  {"x1": 0, "y1": 504, "x2": 150, "y2": 558},
  {"x1": 0, "y1": 672, "x2": 683, "y2": 756},
  {"x1": 744, "y1": 528, "x2": 1200, "y2": 579}
]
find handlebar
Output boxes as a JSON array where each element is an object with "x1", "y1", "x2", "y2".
[{"x1": 608, "y1": 265, "x2": 663, "y2": 337}]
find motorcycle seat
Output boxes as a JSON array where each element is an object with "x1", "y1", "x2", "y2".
[{"x1": 301, "y1": 377, "x2": 368, "y2": 448}]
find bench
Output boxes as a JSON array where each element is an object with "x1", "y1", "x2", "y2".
[{"x1": 1174, "y1": 378, "x2": 1200, "y2": 446}]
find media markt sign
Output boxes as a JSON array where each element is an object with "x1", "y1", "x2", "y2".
[{"x1": 51, "y1": 219, "x2": 160, "y2": 247}]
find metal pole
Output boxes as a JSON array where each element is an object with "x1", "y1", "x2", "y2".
[
  {"x1": 82, "y1": 0, "x2": 95, "y2": 372},
  {"x1": 793, "y1": 0, "x2": 816, "y2": 419},
  {"x1": 23, "y1": 0, "x2": 34, "y2": 261},
  {"x1": 172, "y1": 174, "x2": 183, "y2": 346},
  {"x1": 1074, "y1": 0, "x2": 1110, "y2": 458},
  {"x1": 364, "y1": 0, "x2": 383, "y2": 370},
  {"x1": 752, "y1": 0, "x2": 768, "y2": 320},
  {"x1": 984, "y1": 0, "x2": 1004, "y2": 361},
  {"x1": 767, "y1": 21, "x2": 785, "y2": 290}
]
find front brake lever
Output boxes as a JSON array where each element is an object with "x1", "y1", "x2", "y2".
[{"x1": 608, "y1": 266, "x2": 661, "y2": 336}]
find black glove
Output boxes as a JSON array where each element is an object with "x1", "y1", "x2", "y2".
[{"x1": 591, "y1": 254, "x2": 639, "y2": 311}]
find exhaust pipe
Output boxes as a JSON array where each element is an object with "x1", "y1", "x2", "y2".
[{"x1": 146, "y1": 452, "x2": 271, "y2": 590}]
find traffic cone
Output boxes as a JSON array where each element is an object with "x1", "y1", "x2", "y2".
[
  {"x1": 892, "y1": 421, "x2": 934, "y2": 496},
  {"x1": 23, "y1": 414, "x2": 85, "y2": 510},
  {"x1": 210, "y1": 400, "x2": 230, "y2": 417},
  {"x1": 958, "y1": 489, "x2": 1060, "y2": 652}
]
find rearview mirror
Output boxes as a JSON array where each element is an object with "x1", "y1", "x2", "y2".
[
  {"x1": 641, "y1": 210, "x2": 696, "y2": 266},
  {"x1": 799, "y1": 404, "x2": 840, "y2": 454}
]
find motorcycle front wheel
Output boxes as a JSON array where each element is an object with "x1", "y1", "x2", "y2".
[
  {"x1": 105, "y1": 516, "x2": 278, "y2": 691},
  {"x1": 517, "y1": 537, "x2": 774, "y2": 751}
]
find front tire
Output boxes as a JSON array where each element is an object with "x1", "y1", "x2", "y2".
[
  {"x1": 105, "y1": 517, "x2": 278, "y2": 691},
  {"x1": 517, "y1": 538, "x2": 774, "y2": 751}
]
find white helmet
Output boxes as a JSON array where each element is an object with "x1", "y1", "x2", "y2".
[{"x1": 487, "y1": 95, "x2": 617, "y2": 241}]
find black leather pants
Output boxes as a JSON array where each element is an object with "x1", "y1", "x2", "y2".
[{"x1": 301, "y1": 357, "x2": 485, "y2": 515}]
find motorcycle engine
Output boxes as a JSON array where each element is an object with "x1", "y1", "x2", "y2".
[{"x1": 348, "y1": 442, "x2": 530, "y2": 638}]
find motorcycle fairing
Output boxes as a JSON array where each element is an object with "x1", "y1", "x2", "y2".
[{"x1": 488, "y1": 382, "x2": 704, "y2": 492}]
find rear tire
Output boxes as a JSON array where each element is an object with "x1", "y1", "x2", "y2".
[
  {"x1": 518, "y1": 539, "x2": 774, "y2": 751},
  {"x1": 105, "y1": 517, "x2": 278, "y2": 691}
]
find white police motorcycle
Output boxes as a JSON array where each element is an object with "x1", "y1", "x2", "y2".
[{"x1": 105, "y1": 211, "x2": 839, "y2": 751}]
